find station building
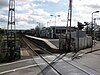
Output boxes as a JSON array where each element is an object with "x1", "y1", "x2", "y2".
[{"x1": 40, "y1": 26, "x2": 77, "y2": 39}]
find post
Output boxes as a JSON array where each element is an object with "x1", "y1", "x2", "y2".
[
  {"x1": 47, "y1": 21, "x2": 49, "y2": 28},
  {"x1": 50, "y1": 15, "x2": 60, "y2": 39},
  {"x1": 55, "y1": 16, "x2": 56, "y2": 39},
  {"x1": 91, "y1": 12, "x2": 93, "y2": 51},
  {"x1": 93, "y1": 18, "x2": 100, "y2": 46},
  {"x1": 68, "y1": 0, "x2": 72, "y2": 51},
  {"x1": 91, "y1": 11, "x2": 99, "y2": 51},
  {"x1": 77, "y1": 26, "x2": 79, "y2": 52},
  {"x1": 87, "y1": 23, "x2": 89, "y2": 34},
  {"x1": 94, "y1": 18, "x2": 96, "y2": 46}
]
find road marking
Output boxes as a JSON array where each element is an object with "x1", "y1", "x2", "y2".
[
  {"x1": 0, "y1": 63, "x2": 45, "y2": 75},
  {"x1": 0, "y1": 55, "x2": 55, "y2": 67},
  {"x1": 0, "y1": 58, "x2": 34, "y2": 67},
  {"x1": 21, "y1": 49, "x2": 30, "y2": 56}
]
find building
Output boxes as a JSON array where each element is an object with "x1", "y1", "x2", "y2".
[{"x1": 40, "y1": 26, "x2": 77, "y2": 39}]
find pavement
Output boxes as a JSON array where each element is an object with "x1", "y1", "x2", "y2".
[{"x1": 73, "y1": 41, "x2": 100, "y2": 73}]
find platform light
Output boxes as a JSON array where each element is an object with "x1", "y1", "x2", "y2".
[{"x1": 50, "y1": 15, "x2": 61, "y2": 38}]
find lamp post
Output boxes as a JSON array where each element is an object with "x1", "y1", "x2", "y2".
[
  {"x1": 47, "y1": 20, "x2": 51, "y2": 28},
  {"x1": 91, "y1": 11, "x2": 99, "y2": 50},
  {"x1": 94, "y1": 18, "x2": 96, "y2": 46},
  {"x1": 37, "y1": 22, "x2": 40, "y2": 37},
  {"x1": 47, "y1": 21, "x2": 49, "y2": 28},
  {"x1": 50, "y1": 15, "x2": 60, "y2": 38},
  {"x1": 93, "y1": 18, "x2": 100, "y2": 46}
]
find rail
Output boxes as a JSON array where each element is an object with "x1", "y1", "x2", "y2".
[
  {"x1": 23, "y1": 36, "x2": 95, "y2": 75},
  {"x1": 22, "y1": 36, "x2": 62, "y2": 75}
]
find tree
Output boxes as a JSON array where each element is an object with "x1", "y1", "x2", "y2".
[
  {"x1": 34, "y1": 26, "x2": 40, "y2": 37},
  {"x1": 0, "y1": 28, "x2": 4, "y2": 34},
  {"x1": 84, "y1": 22, "x2": 90, "y2": 34}
]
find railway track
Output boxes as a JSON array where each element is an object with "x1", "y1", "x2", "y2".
[
  {"x1": 20, "y1": 36, "x2": 37, "y2": 59},
  {"x1": 22, "y1": 36, "x2": 99, "y2": 75},
  {"x1": 22, "y1": 36, "x2": 62, "y2": 75},
  {"x1": 0, "y1": 36, "x2": 99, "y2": 75}
]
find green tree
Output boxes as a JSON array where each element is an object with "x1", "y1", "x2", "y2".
[{"x1": 0, "y1": 28, "x2": 4, "y2": 34}]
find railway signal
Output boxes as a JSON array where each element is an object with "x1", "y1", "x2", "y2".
[{"x1": 77, "y1": 22, "x2": 86, "y2": 30}]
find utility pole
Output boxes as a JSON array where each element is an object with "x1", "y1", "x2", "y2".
[
  {"x1": 0, "y1": 0, "x2": 20, "y2": 62},
  {"x1": 7, "y1": 0, "x2": 16, "y2": 60},
  {"x1": 69, "y1": 0, "x2": 72, "y2": 51},
  {"x1": 65, "y1": 0, "x2": 72, "y2": 52}
]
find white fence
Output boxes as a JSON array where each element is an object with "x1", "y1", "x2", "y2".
[{"x1": 74, "y1": 36, "x2": 92, "y2": 50}]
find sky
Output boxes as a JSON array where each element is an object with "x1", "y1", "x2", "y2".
[{"x1": 0, "y1": 0, "x2": 100, "y2": 30}]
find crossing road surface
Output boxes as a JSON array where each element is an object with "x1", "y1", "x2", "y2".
[
  {"x1": 34, "y1": 55, "x2": 100, "y2": 75},
  {"x1": 0, "y1": 54, "x2": 100, "y2": 75},
  {"x1": 0, "y1": 58, "x2": 38, "y2": 74}
]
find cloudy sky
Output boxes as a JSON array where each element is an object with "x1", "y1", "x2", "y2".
[{"x1": 0, "y1": 0, "x2": 100, "y2": 30}]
